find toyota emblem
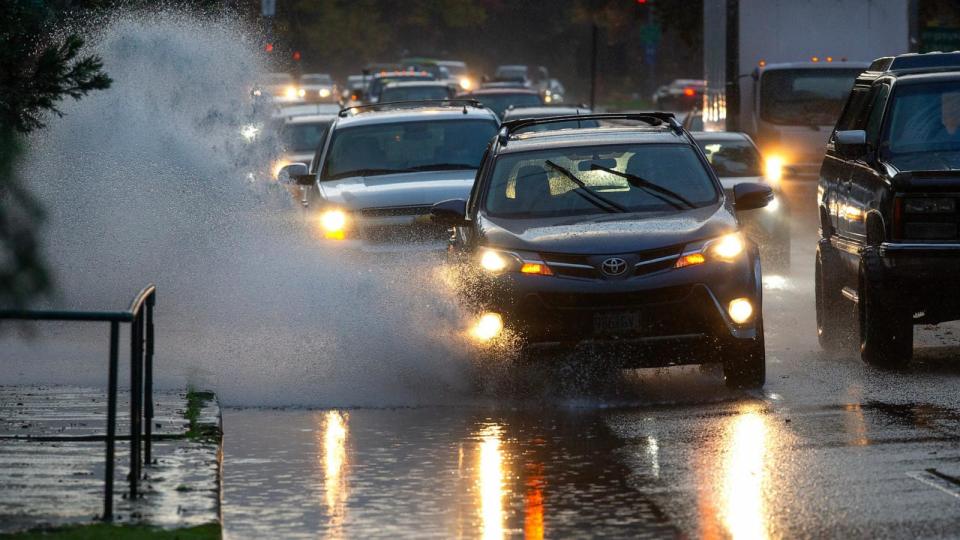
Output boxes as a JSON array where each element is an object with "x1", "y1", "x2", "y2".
[{"x1": 601, "y1": 257, "x2": 628, "y2": 276}]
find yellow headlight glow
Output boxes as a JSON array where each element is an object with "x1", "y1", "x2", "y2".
[
  {"x1": 728, "y1": 298, "x2": 754, "y2": 324},
  {"x1": 285, "y1": 86, "x2": 298, "y2": 99},
  {"x1": 319, "y1": 88, "x2": 331, "y2": 98},
  {"x1": 459, "y1": 77, "x2": 473, "y2": 90},
  {"x1": 711, "y1": 233, "x2": 745, "y2": 260},
  {"x1": 764, "y1": 156, "x2": 784, "y2": 184},
  {"x1": 472, "y1": 313, "x2": 504, "y2": 342},
  {"x1": 320, "y1": 209, "x2": 347, "y2": 239},
  {"x1": 480, "y1": 250, "x2": 509, "y2": 273}
]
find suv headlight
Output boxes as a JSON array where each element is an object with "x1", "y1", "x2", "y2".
[
  {"x1": 319, "y1": 209, "x2": 349, "y2": 240},
  {"x1": 478, "y1": 249, "x2": 553, "y2": 276},
  {"x1": 675, "y1": 233, "x2": 745, "y2": 268}
]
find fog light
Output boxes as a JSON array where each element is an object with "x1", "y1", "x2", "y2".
[
  {"x1": 472, "y1": 313, "x2": 503, "y2": 342},
  {"x1": 728, "y1": 298, "x2": 754, "y2": 324},
  {"x1": 320, "y1": 209, "x2": 347, "y2": 239}
]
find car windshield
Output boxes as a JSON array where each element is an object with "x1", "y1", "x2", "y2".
[
  {"x1": 282, "y1": 121, "x2": 332, "y2": 153},
  {"x1": 440, "y1": 63, "x2": 467, "y2": 77},
  {"x1": 369, "y1": 75, "x2": 434, "y2": 98},
  {"x1": 760, "y1": 68, "x2": 861, "y2": 126},
  {"x1": 380, "y1": 85, "x2": 452, "y2": 102},
  {"x1": 468, "y1": 93, "x2": 543, "y2": 118},
  {"x1": 484, "y1": 144, "x2": 719, "y2": 218},
  {"x1": 302, "y1": 75, "x2": 332, "y2": 85},
  {"x1": 880, "y1": 80, "x2": 960, "y2": 170},
  {"x1": 696, "y1": 138, "x2": 762, "y2": 177},
  {"x1": 321, "y1": 119, "x2": 498, "y2": 180}
]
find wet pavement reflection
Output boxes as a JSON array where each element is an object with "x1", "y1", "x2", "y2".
[{"x1": 222, "y1": 178, "x2": 960, "y2": 539}]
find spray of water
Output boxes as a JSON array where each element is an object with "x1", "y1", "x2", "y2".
[{"x1": 3, "y1": 9, "x2": 479, "y2": 406}]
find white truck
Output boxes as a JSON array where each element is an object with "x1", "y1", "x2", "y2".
[{"x1": 703, "y1": 0, "x2": 913, "y2": 176}]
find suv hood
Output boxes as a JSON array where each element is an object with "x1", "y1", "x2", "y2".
[
  {"x1": 319, "y1": 170, "x2": 476, "y2": 210},
  {"x1": 479, "y1": 204, "x2": 736, "y2": 255}
]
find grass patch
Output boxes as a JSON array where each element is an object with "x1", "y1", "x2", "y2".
[
  {"x1": 0, "y1": 523, "x2": 220, "y2": 540},
  {"x1": 184, "y1": 389, "x2": 218, "y2": 441}
]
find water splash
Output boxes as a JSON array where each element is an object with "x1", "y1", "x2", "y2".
[{"x1": 3, "y1": 9, "x2": 474, "y2": 406}]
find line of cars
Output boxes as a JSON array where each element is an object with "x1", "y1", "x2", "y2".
[{"x1": 267, "y1": 52, "x2": 957, "y2": 389}]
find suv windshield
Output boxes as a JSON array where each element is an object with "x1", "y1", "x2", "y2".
[
  {"x1": 696, "y1": 139, "x2": 762, "y2": 177},
  {"x1": 760, "y1": 68, "x2": 861, "y2": 126},
  {"x1": 321, "y1": 119, "x2": 498, "y2": 180},
  {"x1": 484, "y1": 144, "x2": 719, "y2": 218},
  {"x1": 380, "y1": 85, "x2": 452, "y2": 102},
  {"x1": 282, "y1": 121, "x2": 332, "y2": 153},
  {"x1": 881, "y1": 80, "x2": 960, "y2": 170}
]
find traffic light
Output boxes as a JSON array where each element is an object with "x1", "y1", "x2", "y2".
[
  {"x1": 265, "y1": 43, "x2": 274, "y2": 53},
  {"x1": 292, "y1": 50, "x2": 301, "y2": 62}
]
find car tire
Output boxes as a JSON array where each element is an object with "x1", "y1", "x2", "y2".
[
  {"x1": 816, "y1": 241, "x2": 853, "y2": 351},
  {"x1": 858, "y1": 248, "x2": 912, "y2": 368},
  {"x1": 722, "y1": 320, "x2": 765, "y2": 389}
]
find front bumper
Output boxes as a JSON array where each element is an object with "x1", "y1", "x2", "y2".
[
  {"x1": 466, "y1": 254, "x2": 762, "y2": 366},
  {"x1": 869, "y1": 243, "x2": 960, "y2": 322}
]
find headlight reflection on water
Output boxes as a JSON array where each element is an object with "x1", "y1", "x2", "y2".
[
  {"x1": 720, "y1": 409, "x2": 770, "y2": 540},
  {"x1": 478, "y1": 424, "x2": 506, "y2": 540}
]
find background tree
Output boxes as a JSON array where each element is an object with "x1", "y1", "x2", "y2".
[{"x1": 0, "y1": 0, "x2": 111, "y2": 307}]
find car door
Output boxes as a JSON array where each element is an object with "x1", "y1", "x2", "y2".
[
  {"x1": 845, "y1": 83, "x2": 891, "y2": 243},
  {"x1": 824, "y1": 85, "x2": 872, "y2": 239}
]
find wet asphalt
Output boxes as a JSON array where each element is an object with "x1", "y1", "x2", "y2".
[{"x1": 221, "y1": 179, "x2": 960, "y2": 539}]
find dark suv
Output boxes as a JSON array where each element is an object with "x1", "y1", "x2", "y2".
[
  {"x1": 431, "y1": 113, "x2": 773, "y2": 388},
  {"x1": 817, "y1": 52, "x2": 960, "y2": 366}
]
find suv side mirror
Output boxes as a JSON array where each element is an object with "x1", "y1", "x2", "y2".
[
  {"x1": 835, "y1": 129, "x2": 867, "y2": 159},
  {"x1": 733, "y1": 182, "x2": 773, "y2": 212},
  {"x1": 277, "y1": 163, "x2": 309, "y2": 184},
  {"x1": 431, "y1": 199, "x2": 468, "y2": 226}
]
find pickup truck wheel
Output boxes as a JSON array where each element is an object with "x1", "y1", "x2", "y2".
[
  {"x1": 816, "y1": 242, "x2": 853, "y2": 351},
  {"x1": 722, "y1": 320, "x2": 766, "y2": 389},
  {"x1": 858, "y1": 249, "x2": 913, "y2": 368}
]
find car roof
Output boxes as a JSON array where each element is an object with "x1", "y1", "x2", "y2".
[
  {"x1": 689, "y1": 131, "x2": 750, "y2": 142},
  {"x1": 383, "y1": 81, "x2": 450, "y2": 88},
  {"x1": 371, "y1": 71, "x2": 432, "y2": 79},
  {"x1": 335, "y1": 105, "x2": 498, "y2": 127},
  {"x1": 890, "y1": 71, "x2": 960, "y2": 83},
  {"x1": 285, "y1": 114, "x2": 336, "y2": 125},
  {"x1": 502, "y1": 106, "x2": 591, "y2": 118},
  {"x1": 436, "y1": 60, "x2": 466, "y2": 68},
  {"x1": 496, "y1": 126, "x2": 689, "y2": 155}
]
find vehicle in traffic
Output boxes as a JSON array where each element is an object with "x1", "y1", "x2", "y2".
[
  {"x1": 256, "y1": 72, "x2": 302, "y2": 103},
  {"x1": 436, "y1": 60, "x2": 474, "y2": 91},
  {"x1": 280, "y1": 100, "x2": 499, "y2": 244},
  {"x1": 273, "y1": 103, "x2": 342, "y2": 120},
  {"x1": 501, "y1": 105, "x2": 597, "y2": 132},
  {"x1": 816, "y1": 52, "x2": 960, "y2": 367},
  {"x1": 703, "y1": 0, "x2": 910, "y2": 176},
  {"x1": 693, "y1": 131, "x2": 791, "y2": 267},
  {"x1": 432, "y1": 113, "x2": 772, "y2": 388},
  {"x1": 299, "y1": 73, "x2": 337, "y2": 103},
  {"x1": 365, "y1": 71, "x2": 436, "y2": 103},
  {"x1": 459, "y1": 88, "x2": 544, "y2": 119},
  {"x1": 274, "y1": 114, "x2": 335, "y2": 181},
  {"x1": 653, "y1": 79, "x2": 706, "y2": 110},
  {"x1": 379, "y1": 81, "x2": 456, "y2": 102}
]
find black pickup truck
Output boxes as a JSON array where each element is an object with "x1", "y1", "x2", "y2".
[{"x1": 817, "y1": 52, "x2": 960, "y2": 367}]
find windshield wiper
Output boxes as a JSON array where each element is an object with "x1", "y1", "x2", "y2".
[
  {"x1": 590, "y1": 165, "x2": 695, "y2": 210},
  {"x1": 324, "y1": 168, "x2": 407, "y2": 181},
  {"x1": 405, "y1": 163, "x2": 477, "y2": 171},
  {"x1": 544, "y1": 160, "x2": 628, "y2": 213}
]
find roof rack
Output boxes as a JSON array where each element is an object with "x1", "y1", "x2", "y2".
[
  {"x1": 867, "y1": 52, "x2": 960, "y2": 74},
  {"x1": 338, "y1": 99, "x2": 485, "y2": 117},
  {"x1": 499, "y1": 112, "x2": 683, "y2": 142}
]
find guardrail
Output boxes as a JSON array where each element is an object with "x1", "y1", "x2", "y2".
[{"x1": 0, "y1": 284, "x2": 156, "y2": 521}]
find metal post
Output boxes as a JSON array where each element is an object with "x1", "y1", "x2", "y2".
[
  {"x1": 144, "y1": 295, "x2": 154, "y2": 465},
  {"x1": 129, "y1": 313, "x2": 142, "y2": 499},
  {"x1": 589, "y1": 22, "x2": 598, "y2": 111},
  {"x1": 103, "y1": 321, "x2": 119, "y2": 520}
]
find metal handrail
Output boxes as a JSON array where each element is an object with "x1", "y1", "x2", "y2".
[{"x1": 0, "y1": 284, "x2": 157, "y2": 521}]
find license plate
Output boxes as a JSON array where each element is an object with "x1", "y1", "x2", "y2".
[{"x1": 593, "y1": 312, "x2": 641, "y2": 335}]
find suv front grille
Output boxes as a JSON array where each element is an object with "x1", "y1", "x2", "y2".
[
  {"x1": 358, "y1": 205, "x2": 432, "y2": 218},
  {"x1": 539, "y1": 244, "x2": 683, "y2": 279}
]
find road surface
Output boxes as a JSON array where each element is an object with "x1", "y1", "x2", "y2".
[{"x1": 221, "y1": 178, "x2": 960, "y2": 539}]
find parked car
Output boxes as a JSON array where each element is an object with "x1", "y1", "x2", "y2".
[
  {"x1": 693, "y1": 131, "x2": 791, "y2": 268},
  {"x1": 279, "y1": 100, "x2": 499, "y2": 244},
  {"x1": 816, "y1": 52, "x2": 960, "y2": 366},
  {"x1": 432, "y1": 113, "x2": 772, "y2": 388},
  {"x1": 459, "y1": 88, "x2": 544, "y2": 119}
]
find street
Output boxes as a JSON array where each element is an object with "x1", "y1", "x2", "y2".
[{"x1": 220, "y1": 179, "x2": 960, "y2": 539}]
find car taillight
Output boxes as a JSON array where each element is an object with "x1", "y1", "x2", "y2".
[{"x1": 683, "y1": 87, "x2": 696, "y2": 97}]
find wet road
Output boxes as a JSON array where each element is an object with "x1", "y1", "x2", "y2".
[{"x1": 222, "y1": 179, "x2": 960, "y2": 539}]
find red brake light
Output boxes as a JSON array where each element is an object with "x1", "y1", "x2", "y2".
[{"x1": 683, "y1": 87, "x2": 696, "y2": 97}]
